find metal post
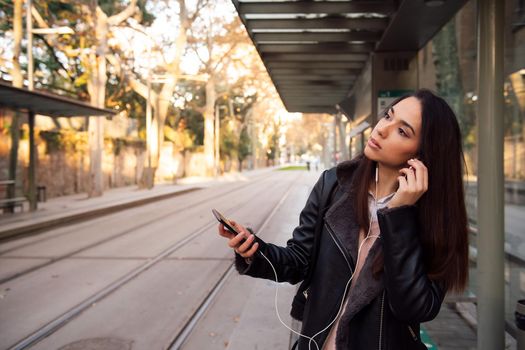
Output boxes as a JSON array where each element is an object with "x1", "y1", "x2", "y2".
[
  {"x1": 214, "y1": 104, "x2": 220, "y2": 177},
  {"x1": 516, "y1": 300, "x2": 525, "y2": 350},
  {"x1": 333, "y1": 115, "x2": 338, "y2": 165},
  {"x1": 337, "y1": 112, "x2": 349, "y2": 161},
  {"x1": 146, "y1": 71, "x2": 151, "y2": 170},
  {"x1": 477, "y1": 1, "x2": 505, "y2": 350},
  {"x1": 26, "y1": 0, "x2": 33, "y2": 91},
  {"x1": 251, "y1": 119, "x2": 257, "y2": 169},
  {"x1": 28, "y1": 111, "x2": 36, "y2": 211}
]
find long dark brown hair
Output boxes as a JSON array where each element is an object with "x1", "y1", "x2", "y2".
[{"x1": 353, "y1": 89, "x2": 469, "y2": 293}]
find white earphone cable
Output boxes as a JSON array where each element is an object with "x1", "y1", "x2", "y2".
[{"x1": 258, "y1": 165, "x2": 381, "y2": 350}]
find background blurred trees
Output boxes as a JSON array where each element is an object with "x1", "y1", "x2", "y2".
[{"x1": 0, "y1": 0, "x2": 328, "y2": 189}]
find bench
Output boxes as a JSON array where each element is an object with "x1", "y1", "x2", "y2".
[
  {"x1": 0, "y1": 180, "x2": 15, "y2": 197},
  {"x1": 0, "y1": 197, "x2": 27, "y2": 213}
]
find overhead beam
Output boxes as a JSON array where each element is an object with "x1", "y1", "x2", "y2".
[
  {"x1": 284, "y1": 99, "x2": 341, "y2": 105},
  {"x1": 269, "y1": 68, "x2": 360, "y2": 75},
  {"x1": 279, "y1": 95, "x2": 349, "y2": 99},
  {"x1": 282, "y1": 98, "x2": 347, "y2": 102},
  {"x1": 272, "y1": 75, "x2": 356, "y2": 81},
  {"x1": 284, "y1": 104, "x2": 337, "y2": 111},
  {"x1": 276, "y1": 82, "x2": 352, "y2": 88},
  {"x1": 258, "y1": 42, "x2": 374, "y2": 54},
  {"x1": 279, "y1": 91, "x2": 347, "y2": 95},
  {"x1": 287, "y1": 109, "x2": 336, "y2": 114},
  {"x1": 253, "y1": 31, "x2": 382, "y2": 43},
  {"x1": 286, "y1": 103, "x2": 335, "y2": 107},
  {"x1": 281, "y1": 94, "x2": 347, "y2": 98},
  {"x1": 238, "y1": 1, "x2": 396, "y2": 15},
  {"x1": 247, "y1": 18, "x2": 388, "y2": 31},
  {"x1": 277, "y1": 87, "x2": 350, "y2": 92},
  {"x1": 377, "y1": 0, "x2": 469, "y2": 51},
  {"x1": 267, "y1": 61, "x2": 365, "y2": 69},
  {"x1": 263, "y1": 53, "x2": 369, "y2": 61},
  {"x1": 278, "y1": 89, "x2": 348, "y2": 94}
]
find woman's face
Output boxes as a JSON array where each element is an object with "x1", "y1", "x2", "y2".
[{"x1": 364, "y1": 96, "x2": 422, "y2": 168}]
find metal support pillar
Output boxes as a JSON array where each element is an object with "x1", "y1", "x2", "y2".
[
  {"x1": 477, "y1": 0, "x2": 505, "y2": 349},
  {"x1": 337, "y1": 113, "x2": 349, "y2": 161},
  {"x1": 28, "y1": 111, "x2": 37, "y2": 211},
  {"x1": 333, "y1": 116, "x2": 338, "y2": 165},
  {"x1": 26, "y1": 0, "x2": 33, "y2": 91},
  {"x1": 214, "y1": 104, "x2": 220, "y2": 177}
]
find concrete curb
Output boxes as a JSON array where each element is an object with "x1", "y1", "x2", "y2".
[{"x1": 0, "y1": 187, "x2": 201, "y2": 241}]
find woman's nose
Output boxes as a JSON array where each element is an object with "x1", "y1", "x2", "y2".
[{"x1": 376, "y1": 123, "x2": 387, "y2": 138}]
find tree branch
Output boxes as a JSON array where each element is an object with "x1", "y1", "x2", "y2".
[
  {"x1": 187, "y1": 42, "x2": 207, "y2": 67},
  {"x1": 189, "y1": 0, "x2": 210, "y2": 23},
  {"x1": 108, "y1": 0, "x2": 138, "y2": 26},
  {"x1": 129, "y1": 75, "x2": 158, "y2": 104},
  {"x1": 33, "y1": 34, "x2": 75, "y2": 84},
  {"x1": 105, "y1": 53, "x2": 122, "y2": 78},
  {"x1": 211, "y1": 41, "x2": 239, "y2": 74},
  {"x1": 31, "y1": 4, "x2": 49, "y2": 29}
]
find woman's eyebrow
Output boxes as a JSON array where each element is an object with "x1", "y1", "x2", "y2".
[{"x1": 391, "y1": 106, "x2": 416, "y2": 135}]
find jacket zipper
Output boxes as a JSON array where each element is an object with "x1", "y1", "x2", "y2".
[
  {"x1": 323, "y1": 222, "x2": 355, "y2": 350},
  {"x1": 325, "y1": 222, "x2": 353, "y2": 273},
  {"x1": 408, "y1": 325, "x2": 418, "y2": 341},
  {"x1": 378, "y1": 291, "x2": 385, "y2": 350},
  {"x1": 303, "y1": 223, "x2": 353, "y2": 301}
]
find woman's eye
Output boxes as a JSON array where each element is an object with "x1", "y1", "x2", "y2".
[
  {"x1": 398, "y1": 128, "x2": 407, "y2": 137},
  {"x1": 384, "y1": 112, "x2": 391, "y2": 119}
]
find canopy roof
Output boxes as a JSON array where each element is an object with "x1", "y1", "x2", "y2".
[
  {"x1": 232, "y1": 0, "x2": 468, "y2": 114},
  {"x1": 0, "y1": 81, "x2": 116, "y2": 117}
]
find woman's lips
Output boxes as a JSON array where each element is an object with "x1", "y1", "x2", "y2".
[{"x1": 367, "y1": 137, "x2": 382, "y2": 150}]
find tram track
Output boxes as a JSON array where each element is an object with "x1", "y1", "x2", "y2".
[
  {"x1": 0, "y1": 171, "x2": 273, "y2": 255},
  {"x1": 0, "y1": 171, "x2": 276, "y2": 284},
  {"x1": 5, "y1": 170, "x2": 305, "y2": 350},
  {"x1": 168, "y1": 172, "x2": 298, "y2": 349}
]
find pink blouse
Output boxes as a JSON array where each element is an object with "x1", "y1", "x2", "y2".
[{"x1": 322, "y1": 191, "x2": 394, "y2": 350}]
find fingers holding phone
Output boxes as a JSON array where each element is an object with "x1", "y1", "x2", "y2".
[
  {"x1": 214, "y1": 210, "x2": 259, "y2": 258},
  {"x1": 226, "y1": 220, "x2": 259, "y2": 258}
]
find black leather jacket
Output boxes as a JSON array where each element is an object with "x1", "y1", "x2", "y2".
[{"x1": 235, "y1": 160, "x2": 446, "y2": 350}]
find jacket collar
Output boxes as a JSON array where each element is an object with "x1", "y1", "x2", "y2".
[
  {"x1": 335, "y1": 156, "x2": 362, "y2": 194},
  {"x1": 326, "y1": 155, "x2": 364, "y2": 266}
]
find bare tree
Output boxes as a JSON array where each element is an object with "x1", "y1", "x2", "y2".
[
  {"x1": 124, "y1": 0, "x2": 208, "y2": 184},
  {"x1": 81, "y1": 0, "x2": 138, "y2": 196},
  {"x1": 6, "y1": 0, "x2": 24, "y2": 205},
  {"x1": 188, "y1": 4, "x2": 245, "y2": 175}
]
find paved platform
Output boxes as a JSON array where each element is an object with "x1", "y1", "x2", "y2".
[{"x1": 0, "y1": 168, "x2": 274, "y2": 241}]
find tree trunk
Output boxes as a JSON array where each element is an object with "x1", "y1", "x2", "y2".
[
  {"x1": 145, "y1": 0, "x2": 189, "y2": 178},
  {"x1": 87, "y1": 51, "x2": 106, "y2": 197},
  {"x1": 7, "y1": 0, "x2": 23, "y2": 205},
  {"x1": 204, "y1": 78, "x2": 216, "y2": 176},
  {"x1": 12, "y1": 0, "x2": 23, "y2": 87},
  {"x1": 87, "y1": 8, "x2": 109, "y2": 197}
]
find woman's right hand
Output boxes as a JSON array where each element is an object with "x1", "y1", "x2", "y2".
[{"x1": 218, "y1": 220, "x2": 259, "y2": 258}]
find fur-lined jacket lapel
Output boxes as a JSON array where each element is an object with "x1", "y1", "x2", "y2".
[{"x1": 324, "y1": 159, "x2": 385, "y2": 345}]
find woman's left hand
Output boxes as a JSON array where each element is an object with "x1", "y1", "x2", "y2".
[{"x1": 388, "y1": 158, "x2": 428, "y2": 208}]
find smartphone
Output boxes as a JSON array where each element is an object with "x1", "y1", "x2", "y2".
[
  {"x1": 212, "y1": 209, "x2": 257, "y2": 254},
  {"x1": 212, "y1": 208, "x2": 242, "y2": 236}
]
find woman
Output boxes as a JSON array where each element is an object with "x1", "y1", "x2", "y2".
[{"x1": 218, "y1": 89, "x2": 469, "y2": 350}]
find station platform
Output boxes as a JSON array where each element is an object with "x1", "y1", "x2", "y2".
[
  {"x1": 0, "y1": 168, "x2": 274, "y2": 241},
  {"x1": 0, "y1": 167, "x2": 517, "y2": 350}
]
